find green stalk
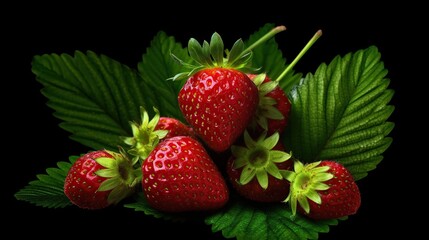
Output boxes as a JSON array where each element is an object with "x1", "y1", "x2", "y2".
[
  {"x1": 275, "y1": 30, "x2": 323, "y2": 82},
  {"x1": 242, "y1": 25, "x2": 287, "y2": 56}
]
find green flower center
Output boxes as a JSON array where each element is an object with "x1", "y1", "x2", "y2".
[
  {"x1": 293, "y1": 173, "x2": 311, "y2": 193},
  {"x1": 118, "y1": 162, "x2": 129, "y2": 180},
  {"x1": 249, "y1": 147, "x2": 269, "y2": 168}
]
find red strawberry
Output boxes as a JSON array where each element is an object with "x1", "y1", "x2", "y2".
[
  {"x1": 170, "y1": 26, "x2": 287, "y2": 152},
  {"x1": 122, "y1": 106, "x2": 194, "y2": 161},
  {"x1": 178, "y1": 67, "x2": 259, "y2": 152},
  {"x1": 142, "y1": 136, "x2": 229, "y2": 212},
  {"x1": 247, "y1": 73, "x2": 291, "y2": 136},
  {"x1": 64, "y1": 149, "x2": 138, "y2": 209},
  {"x1": 226, "y1": 131, "x2": 293, "y2": 202},
  {"x1": 156, "y1": 116, "x2": 195, "y2": 140},
  {"x1": 282, "y1": 160, "x2": 361, "y2": 220}
]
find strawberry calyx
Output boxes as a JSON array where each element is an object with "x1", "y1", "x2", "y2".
[
  {"x1": 169, "y1": 26, "x2": 286, "y2": 81},
  {"x1": 281, "y1": 160, "x2": 333, "y2": 219},
  {"x1": 231, "y1": 130, "x2": 291, "y2": 189},
  {"x1": 95, "y1": 148, "x2": 141, "y2": 205},
  {"x1": 122, "y1": 106, "x2": 168, "y2": 161},
  {"x1": 250, "y1": 73, "x2": 285, "y2": 131}
]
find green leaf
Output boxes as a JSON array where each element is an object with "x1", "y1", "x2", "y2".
[
  {"x1": 14, "y1": 156, "x2": 78, "y2": 208},
  {"x1": 32, "y1": 51, "x2": 148, "y2": 151},
  {"x1": 284, "y1": 46, "x2": 394, "y2": 180},
  {"x1": 245, "y1": 23, "x2": 302, "y2": 93},
  {"x1": 205, "y1": 196, "x2": 338, "y2": 240},
  {"x1": 138, "y1": 31, "x2": 191, "y2": 122}
]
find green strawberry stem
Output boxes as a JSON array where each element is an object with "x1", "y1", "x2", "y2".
[
  {"x1": 243, "y1": 25, "x2": 287, "y2": 56},
  {"x1": 275, "y1": 29, "x2": 323, "y2": 82}
]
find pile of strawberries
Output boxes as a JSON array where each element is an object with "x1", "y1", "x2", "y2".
[{"x1": 63, "y1": 26, "x2": 361, "y2": 220}]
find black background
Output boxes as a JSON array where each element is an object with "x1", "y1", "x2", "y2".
[{"x1": 6, "y1": 4, "x2": 418, "y2": 239}]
